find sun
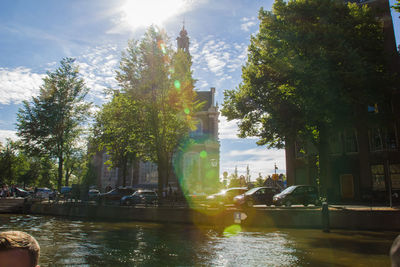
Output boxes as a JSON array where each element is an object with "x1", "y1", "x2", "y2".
[{"x1": 121, "y1": 0, "x2": 189, "y2": 28}]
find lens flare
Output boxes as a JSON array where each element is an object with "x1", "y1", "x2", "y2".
[
  {"x1": 174, "y1": 80, "x2": 181, "y2": 90},
  {"x1": 199, "y1": 150, "x2": 207, "y2": 158},
  {"x1": 160, "y1": 43, "x2": 166, "y2": 54},
  {"x1": 223, "y1": 224, "x2": 242, "y2": 237},
  {"x1": 173, "y1": 136, "x2": 220, "y2": 217},
  {"x1": 184, "y1": 108, "x2": 190, "y2": 114}
]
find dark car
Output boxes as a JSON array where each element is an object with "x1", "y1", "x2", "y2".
[
  {"x1": 234, "y1": 187, "x2": 280, "y2": 207},
  {"x1": 15, "y1": 187, "x2": 31, "y2": 198},
  {"x1": 206, "y1": 187, "x2": 248, "y2": 207},
  {"x1": 98, "y1": 188, "x2": 135, "y2": 203},
  {"x1": 273, "y1": 185, "x2": 320, "y2": 207},
  {"x1": 120, "y1": 190, "x2": 158, "y2": 206}
]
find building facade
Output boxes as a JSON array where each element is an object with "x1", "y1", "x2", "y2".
[{"x1": 285, "y1": 0, "x2": 400, "y2": 203}]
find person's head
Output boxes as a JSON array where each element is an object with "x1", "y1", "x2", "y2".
[{"x1": 0, "y1": 231, "x2": 40, "y2": 267}]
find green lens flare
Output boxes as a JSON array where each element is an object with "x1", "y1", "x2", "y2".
[
  {"x1": 174, "y1": 80, "x2": 181, "y2": 90},
  {"x1": 160, "y1": 43, "x2": 166, "y2": 54},
  {"x1": 223, "y1": 224, "x2": 242, "y2": 237},
  {"x1": 199, "y1": 150, "x2": 207, "y2": 158},
  {"x1": 184, "y1": 108, "x2": 190, "y2": 114}
]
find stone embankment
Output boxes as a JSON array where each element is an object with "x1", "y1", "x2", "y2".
[
  {"x1": 25, "y1": 202, "x2": 400, "y2": 231},
  {"x1": 0, "y1": 198, "x2": 26, "y2": 213}
]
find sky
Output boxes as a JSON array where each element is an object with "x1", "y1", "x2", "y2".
[{"x1": 0, "y1": 0, "x2": 399, "y2": 181}]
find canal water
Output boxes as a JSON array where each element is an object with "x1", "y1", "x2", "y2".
[{"x1": 0, "y1": 214, "x2": 396, "y2": 266}]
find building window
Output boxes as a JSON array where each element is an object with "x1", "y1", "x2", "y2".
[
  {"x1": 390, "y1": 164, "x2": 400, "y2": 190},
  {"x1": 344, "y1": 129, "x2": 358, "y2": 153},
  {"x1": 369, "y1": 125, "x2": 398, "y2": 152},
  {"x1": 329, "y1": 132, "x2": 343, "y2": 155},
  {"x1": 190, "y1": 119, "x2": 203, "y2": 138},
  {"x1": 371, "y1": 164, "x2": 385, "y2": 191}
]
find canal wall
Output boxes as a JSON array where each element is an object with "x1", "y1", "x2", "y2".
[
  {"x1": 0, "y1": 198, "x2": 26, "y2": 213},
  {"x1": 27, "y1": 203, "x2": 400, "y2": 230}
]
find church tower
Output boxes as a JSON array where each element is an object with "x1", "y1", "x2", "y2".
[
  {"x1": 175, "y1": 25, "x2": 221, "y2": 194},
  {"x1": 176, "y1": 25, "x2": 190, "y2": 55}
]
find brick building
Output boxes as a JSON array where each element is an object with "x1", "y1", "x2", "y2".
[{"x1": 285, "y1": 0, "x2": 400, "y2": 203}]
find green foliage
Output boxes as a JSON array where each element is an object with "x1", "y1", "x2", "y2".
[
  {"x1": 222, "y1": 0, "x2": 390, "y2": 148},
  {"x1": 0, "y1": 139, "x2": 57, "y2": 188},
  {"x1": 228, "y1": 176, "x2": 241, "y2": 188},
  {"x1": 114, "y1": 26, "x2": 197, "y2": 193},
  {"x1": 254, "y1": 173, "x2": 265, "y2": 187},
  {"x1": 222, "y1": 0, "x2": 393, "y2": 195},
  {"x1": 92, "y1": 93, "x2": 143, "y2": 186},
  {"x1": 393, "y1": 0, "x2": 400, "y2": 13},
  {"x1": 16, "y1": 58, "x2": 91, "y2": 191}
]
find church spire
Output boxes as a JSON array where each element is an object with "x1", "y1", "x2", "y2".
[{"x1": 177, "y1": 23, "x2": 190, "y2": 55}]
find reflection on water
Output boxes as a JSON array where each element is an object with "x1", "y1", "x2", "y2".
[{"x1": 0, "y1": 214, "x2": 395, "y2": 266}]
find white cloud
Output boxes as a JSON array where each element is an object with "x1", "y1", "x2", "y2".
[
  {"x1": 219, "y1": 116, "x2": 240, "y2": 139},
  {"x1": 77, "y1": 44, "x2": 121, "y2": 103},
  {"x1": 0, "y1": 68, "x2": 44, "y2": 105},
  {"x1": 0, "y1": 130, "x2": 18, "y2": 144},
  {"x1": 240, "y1": 16, "x2": 258, "y2": 32},
  {"x1": 191, "y1": 37, "x2": 248, "y2": 89},
  {"x1": 0, "y1": 44, "x2": 120, "y2": 106},
  {"x1": 219, "y1": 115, "x2": 257, "y2": 140}
]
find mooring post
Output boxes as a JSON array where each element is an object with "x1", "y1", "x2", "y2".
[{"x1": 322, "y1": 201, "x2": 330, "y2": 233}]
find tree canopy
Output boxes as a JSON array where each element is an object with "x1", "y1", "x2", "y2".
[
  {"x1": 99, "y1": 26, "x2": 198, "y2": 194},
  {"x1": 222, "y1": 0, "x2": 393, "y2": 193},
  {"x1": 92, "y1": 92, "x2": 144, "y2": 187},
  {"x1": 17, "y1": 58, "x2": 90, "y2": 191}
]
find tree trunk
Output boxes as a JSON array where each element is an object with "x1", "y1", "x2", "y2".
[
  {"x1": 317, "y1": 125, "x2": 329, "y2": 199},
  {"x1": 65, "y1": 167, "x2": 70, "y2": 186},
  {"x1": 122, "y1": 158, "x2": 127, "y2": 187},
  {"x1": 58, "y1": 155, "x2": 63, "y2": 192},
  {"x1": 157, "y1": 154, "x2": 167, "y2": 203}
]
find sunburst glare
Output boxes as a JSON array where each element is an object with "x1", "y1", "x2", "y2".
[{"x1": 121, "y1": 0, "x2": 189, "y2": 28}]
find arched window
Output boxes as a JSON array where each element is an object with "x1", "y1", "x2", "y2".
[{"x1": 190, "y1": 119, "x2": 203, "y2": 137}]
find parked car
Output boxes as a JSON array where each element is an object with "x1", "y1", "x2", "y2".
[
  {"x1": 234, "y1": 187, "x2": 280, "y2": 207},
  {"x1": 98, "y1": 188, "x2": 135, "y2": 203},
  {"x1": 120, "y1": 190, "x2": 158, "y2": 206},
  {"x1": 206, "y1": 187, "x2": 248, "y2": 207},
  {"x1": 273, "y1": 185, "x2": 320, "y2": 207},
  {"x1": 60, "y1": 186, "x2": 72, "y2": 199},
  {"x1": 88, "y1": 189, "x2": 100, "y2": 200},
  {"x1": 34, "y1": 188, "x2": 56, "y2": 200},
  {"x1": 15, "y1": 187, "x2": 31, "y2": 198}
]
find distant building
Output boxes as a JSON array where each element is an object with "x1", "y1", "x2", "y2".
[
  {"x1": 93, "y1": 26, "x2": 220, "y2": 192},
  {"x1": 285, "y1": 0, "x2": 400, "y2": 202}
]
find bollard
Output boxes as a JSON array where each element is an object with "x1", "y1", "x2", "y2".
[{"x1": 321, "y1": 201, "x2": 330, "y2": 233}]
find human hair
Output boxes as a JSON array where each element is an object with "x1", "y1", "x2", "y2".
[{"x1": 0, "y1": 230, "x2": 40, "y2": 267}]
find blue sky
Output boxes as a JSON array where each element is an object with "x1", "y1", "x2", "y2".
[{"x1": 0, "y1": 0, "x2": 399, "y2": 180}]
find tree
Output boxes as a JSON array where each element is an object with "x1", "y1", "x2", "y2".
[
  {"x1": 92, "y1": 92, "x2": 144, "y2": 187},
  {"x1": 246, "y1": 165, "x2": 251, "y2": 183},
  {"x1": 115, "y1": 26, "x2": 197, "y2": 196},
  {"x1": 17, "y1": 58, "x2": 90, "y2": 191},
  {"x1": 393, "y1": 0, "x2": 400, "y2": 14},
  {"x1": 222, "y1": 0, "x2": 392, "y2": 195},
  {"x1": 254, "y1": 173, "x2": 265, "y2": 187},
  {"x1": 0, "y1": 139, "x2": 18, "y2": 185}
]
